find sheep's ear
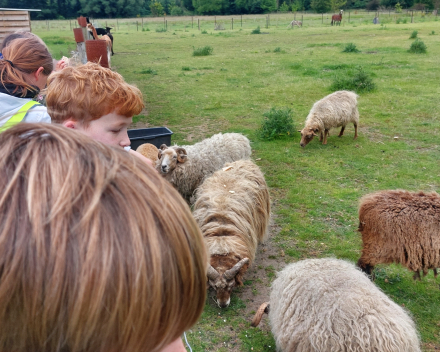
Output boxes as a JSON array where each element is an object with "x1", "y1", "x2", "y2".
[
  {"x1": 158, "y1": 149, "x2": 163, "y2": 159},
  {"x1": 176, "y1": 147, "x2": 187, "y2": 163},
  {"x1": 159, "y1": 144, "x2": 168, "y2": 151}
]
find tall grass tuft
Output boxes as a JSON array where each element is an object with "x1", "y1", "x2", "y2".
[
  {"x1": 409, "y1": 30, "x2": 418, "y2": 39},
  {"x1": 343, "y1": 43, "x2": 360, "y2": 53},
  {"x1": 193, "y1": 46, "x2": 213, "y2": 56},
  {"x1": 330, "y1": 67, "x2": 376, "y2": 93},
  {"x1": 257, "y1": 108, "x2": 295, "y2": 140},
  {"x1": 408, "y1": 39, "x2": 427, "y2": 53},
  {"x1": 251, "y1": 26, "x2": 261, "y2": 34}
]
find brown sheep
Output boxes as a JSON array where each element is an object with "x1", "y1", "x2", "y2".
[
  {"x1": 192, "y1": 160, "x2": 270, "y2": 308},
  {"x1": 358, "y1": 190, "x2": 440, "y2": 280},
  {"x1": 136, "y1": 143, "x2": 158, "y2": 162}
]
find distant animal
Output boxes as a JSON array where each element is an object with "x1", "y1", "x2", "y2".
[
  {"x1": 87, "y1": 23, "x2": 114, "y2": 56},
  {"x1": 331, "y1": 9, "x2": 343, "y2": 25},
  {"x1": 299, "y1": 90, "x2": 359, "y2": 147},
  {"x1": 358, "y1": 190, "x2": 440, "y2": 280},
  {"x1": 192, "y1": 160, "x2": 270, "y2": 308},
  {"x1": 288, "y1": 20, "x2": 302, "y2": 28},
  {"x1": 156, "y1": 133, "x2": 251, "y2": 202},
  {"x1": 251, "y1": 258, "x2": 421, "y2": 352}
]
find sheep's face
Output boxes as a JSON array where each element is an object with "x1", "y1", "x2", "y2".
[
  {"x1": 157, "y1": 145, "x2": 187, "y2": 174},
  {"x1": 299, "y1": 128, "x2": 318, "y2": 147},
  {"x1": 207, "y1": 258, "x2": 249, "y2": 308}
]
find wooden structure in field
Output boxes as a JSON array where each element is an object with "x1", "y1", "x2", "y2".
[{"x1": 0, "y1": 8, "x2": 41, "y2": 44}]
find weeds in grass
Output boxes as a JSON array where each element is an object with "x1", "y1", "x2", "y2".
[
  {"x1": 409, "y1": 30, "x2": 418, "y2": 39},
  {"x1": 429, "y1": 30, "x2": 435, "y2": 35},
  {"x1": 251, "y1": 26, "x2": 261, "y2": 34},
  {"x1": 155, "y1": 27, "x2": 166, "y2": 32},
  {"x1": 201, "y1": 29, "x2": 208, "y2": 34},
  {"x1": 258, "y1": 107, "x2": 295, "y2": 140},
  {"x1": 343, "y1": 43, "x2": 360, "y2": 53},
  {"x1": 182, "y1": 66, "x2": 191, "y2": 71},
  {"x1": 139, "y1": 68, "x2": 157, "y2": 75},
  {"x1": 141, "y1": 27, "x2": 150, "y2": 31},
  {"x1": 330, "y1": 66, "x2": 376, "y2": 93},
  {"x1": 273, "y1": 47, "x2": 282, "y2": 52},
  {"x1": 408, "y1": 39, "x2": 427, "y2": 53},
  {"x1": 193, "y1": 46, "x2": 213, "y2": 56}
]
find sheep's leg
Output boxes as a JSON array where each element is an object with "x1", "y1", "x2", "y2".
[
  {"x1": 433, "y1": 268, "x2": 438, "y2": 277},
  {"x1": 354, "y1": 123, "x2": 358, "y2": 139},
  {"x1": 413, "y1": 271, "x2": 421, "y2": 281},
  {"x1": 320, "y1": 131, "x2": 324, "y2": 142},
  {"x1": 338, "y1": 126, "x2": 345, "y2": 137},
  {"x1": 323, "y1": 129, "x2": 329, "y2": 144}
]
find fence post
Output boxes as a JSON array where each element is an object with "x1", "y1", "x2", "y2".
[
  {"x1": 192, "y1": 16, "x2": 193, "y2": 28},
  {"x1": 198, "y1": 18, "x2": 200, "y2": 30},
  {"x1": 166, "y1": 20, "x2": 167, "y2": 30},
  {"x1": 117, "y1": 19, "x2": 119, "y2": 31},
  {"x1": 301, "y1": 15, "x2": 303, "y2": 26},
  {"x1": 322, "y1": 13, "x2": 323, "y2": 23},
  {"x1": 241, "y1": 15, "x2": 242, "y2": 27},
  {"x1": 349, "y1": 11, "x2": 350, "y2": 22},
  {"x1": 142, "y1": 18, "x2": 143, "y2": 29},
  {"x1": 232, "y1": 17, "x2": 234, "y2": 29},
  {"x1": 215, "y1": 16, "x2": 216, "y2": 25},
  {"x1": 137, "y1": 21, "x2": 138, "y2": 31},
  {"x1": 411, "y1": 10, "x2": 414, "y2": 22}
]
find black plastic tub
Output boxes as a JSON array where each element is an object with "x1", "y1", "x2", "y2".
[{"x1": 128, "y1": 127, "x2": 173, "y2": 150}]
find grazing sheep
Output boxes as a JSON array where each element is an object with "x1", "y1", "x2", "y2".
[
  {"x1": 358, "y1": 190, "x2": 440, "y2": 280},
  {"x1": 288, "y1": 20, "x2": 302, "y2": 28},
  {"x1": 299, "y1": 90, "x2": 359, "y2": 147},
  {"x1": 156, "y1": 133, "x2": 251, "y2": 201},
  {"x1": 252, "y1": 258, "x2": 421, "y2": 352},
  {"x1": 192, "y1": 160, "x2": 270, "y2": 308},
  {"x1": 136, "y1": 143, "x2": 158, "y2": 163}
]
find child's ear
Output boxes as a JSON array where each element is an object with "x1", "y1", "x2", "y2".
[{"x1": 63, "y1": 119, "x2": 77, "y2": 129}]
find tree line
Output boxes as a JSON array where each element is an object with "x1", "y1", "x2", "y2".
[{"x1": 0, "y1": 0, "x2": 435, "y2": 20}]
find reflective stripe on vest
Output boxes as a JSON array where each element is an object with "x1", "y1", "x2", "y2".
[{"x1": 0, "y1": 101, "x2": 41, "y2": 132}]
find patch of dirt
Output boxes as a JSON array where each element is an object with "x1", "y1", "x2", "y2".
[{"x1": 423, "y1": 342, "x2": 440, "y2": 351}]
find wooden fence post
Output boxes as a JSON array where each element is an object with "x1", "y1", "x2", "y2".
[
  {"x1": 301, "y1": 14, "x2": 303, "y2": 26},
  {"x1": 142, "y1": 18, "x2": 143, "y2": 29},
  {"x1": 192, "y1": 16, "x2": 193, "y2": 28},
  {"x1": 241, "y1": 15, "x2": 242, "y2": 27},
  {"x1": 322, "y1": 13, "x2": 323, "y2": 23},
  {"x1": 349, "y1": 11, "x2": 350, "y2": 22},
  {"x1": 137, "y1": 21, "x2": 138, "y2": 31},
  {"x1": 198, "y1": 18, "x2": 200, "y2": 30},
  {"x1": 411, "y1": 10, "x2": 414, "y2": 22},
  {"x1": 232, "y1": 18, "x2": 234, "y2": 29},
  {"x1": 117, "y1": 19, "x2": 119, "y2": 31}
]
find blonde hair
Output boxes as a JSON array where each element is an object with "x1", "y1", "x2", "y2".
[
  {"x1": 46, "y1": 62, "x2": 144, "y2": 125},
  {"x1": 0, "y1": 37, "x2": 53, "y2": 97},
  {"x1": 0, "y1": 123, "x2": 207, "y2": 352}
]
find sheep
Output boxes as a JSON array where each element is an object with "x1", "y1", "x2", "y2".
[
  {"x1": 192, "y1": 160, "x2": 270, "y2": 308},
  {"x1": 288, "y1": 20, "x2": 302, "y2": 28},
  {"x1": 252, "y1": 258, "x2": 421, "y2": 352},
  {"x1": 299, "y1": 90, "x2": 359, "y2": 147},
  {"x1": 156, "y1": 133, "x2": 251, "y2": 201},
  {"x1": 136, "y1": 143, "x2": 158, "y2": 163},
  {"x1": 358, "y1": 190, "x2": 440, "y2": 280}
]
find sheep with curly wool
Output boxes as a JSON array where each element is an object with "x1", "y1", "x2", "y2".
[
  {"x1": 156, "y1": 133, "x2": 251, "y2": 201},
  {"x1": 252, "y1": 258, "x2": 421, "y2": 352},
  {"x1": 358, "y1": 190, "x2": 440, "y2": 280},
  {"x1": 299, "y1": 90, "x2": 359, "y2": 147},
  {"x1": 192, "y1": 160, "x2": 270, "y2": 308}
]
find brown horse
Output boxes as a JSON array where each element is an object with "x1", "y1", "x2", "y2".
[{"x1": 331, "y1": 10, "x2": 343, "y2": 25}]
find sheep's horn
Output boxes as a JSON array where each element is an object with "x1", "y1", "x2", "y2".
[
  {"x1": 224, "y1": 258, "x2": 249, "y2": 280},
  {"x1": 251, "y1": 302, "x2": 270, "y2": 327},
  {"x1": 207, "y1": 265, "x2": 220, "y2": 280},
  {"x1": 159, "y1": 144, "x2": 168, "y2": 150}
]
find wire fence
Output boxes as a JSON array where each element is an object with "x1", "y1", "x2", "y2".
[{"x1": 31, "y1": 10, "x2": 439, "y2": 33}]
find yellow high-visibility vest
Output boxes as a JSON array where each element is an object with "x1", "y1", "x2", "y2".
[{"x1": 0, "y1": 101, "x2": 41, "y2": 132}]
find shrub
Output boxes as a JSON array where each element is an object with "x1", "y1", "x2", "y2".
[
  {"x1": 257, "y1": 108, "x2": 295, "y2": 140},
  {"x1": 409, "y1": 30, "x2": 418, "y2": 39},
  {"x1": 155, "y1": 27, "x2": 166, "y2": 32},
  {"x1": 429, "y1": 30, "x2": 435, "y2": 35},
  {"x1": 142, "y1": 27, "x2": 150, "y2": 31},
  {"x1": 343, "y1": 43, "x2": 360, "y2": 53},
  {"x1": 182, "y1": 66, "x2": 191, "y2": 71},
  {"x1": 251, "y1": 26, "x2": 261, "y2": 34},
  {"x1": 330, "y1": 67, "x2": 376, "y2": 93},
  {"x1": 273, "y1": 47, "x2": 282, "y2": 52},
  {"x1": 193, "y1": 46, "x2": 213, "y2": 56},
  {"x1": 408, "y1": 39, "x2": 427, "y2": 53},
  {"x1": 170, "y1": 6, "x2": 183, "y2": 16},
  {"x1": 201, "y1": 29, "x2": 208, "y2": 34}
]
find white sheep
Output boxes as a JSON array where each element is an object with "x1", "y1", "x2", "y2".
[
  {"x1": 156, "y1": 133, "x2": 251, "y2": 201},
  {"x1": 192, "y1": 160, "x2": 270, "y2": 308},
  {"x1": 299, "y1": 90, "x2": 359, "y2": 147},
  {"x1": 252, "y1": 258, "x2": 421, "y2": 352}
]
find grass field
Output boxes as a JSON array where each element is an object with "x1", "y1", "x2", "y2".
[{"x1": 35, "y1": 12, "x2": 440, "y2": 351}]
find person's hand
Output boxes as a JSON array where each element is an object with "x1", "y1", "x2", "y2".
[{"x1": 55, "y1": 59, "x2": 68, "y2": 71}]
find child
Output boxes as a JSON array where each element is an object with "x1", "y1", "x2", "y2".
[
  {"x1": 0, "y1": 123, "x2": 207, "y2": 352},
  {"x1": 46, "y1": 62, "x2": 150, "y2": 163}
]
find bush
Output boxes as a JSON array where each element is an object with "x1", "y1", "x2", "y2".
[
  {"x1": 273, "y1": 47, "x2": 282, "y2": 52},
  {"x1": 155, "y1": 27, "x2": 167, "y2": 32},
  {"x1": 170, "y1": 6, "x2": 183, "y2": 16},
  {"x1": 142, "y1": 27, "x2": 150, "y2": 31},
  {"x1": 343, "y1": 43, "x2": 360, "y2": 53},
  {"x1": 409, "y1": 30, "x2": 418, "y2": 39},
  {"x1": 201, "y1": 29, "x2": 208, "y2": 34},
  {"x1": 182, "y1": 66, "x2": 191, "y2": 71},
  {"x1": 257, "y1": 108, "x2": 295, "y2": 140},
  {"x1": 408, "y1": 39, "x2": 427, "y2": 53},
  {"x1": 140, "y1": 68, "x2": 157, "y2": 75},
  {"x1": 193, "y1": 46, "x2": 213, "y2": 56},
  {"x1": 251, "y1": 26, "x2": 261, "y2": 34},
  {"x1": 330, "y1": 67, "x2": 376, "y2": 93}
]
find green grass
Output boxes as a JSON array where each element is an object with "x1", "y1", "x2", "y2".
[{"x1": 37, "y1": 16, "x2": 440, "y2": 351}]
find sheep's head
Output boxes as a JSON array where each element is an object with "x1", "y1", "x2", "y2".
[
  {"x1": 299, "y1": 128, "x2": 319, "y2": 147},
  {"x1": 207, "y1": 257, "x2": 249, "y2": 308},
  {"x1": 157, "y1": 144, "x2": 187, "y2": 174}
]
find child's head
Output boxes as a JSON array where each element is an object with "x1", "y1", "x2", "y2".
[
  {"x1": 0, "y1": 123, "x2": 207, "y2": 352},
  {"x1": 46, "y1": 62, "x2": 144, "y2": 148}
]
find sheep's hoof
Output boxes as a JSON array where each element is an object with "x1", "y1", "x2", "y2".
[{"x1": 413, "y1": 271, "x2": 421, "y2": 281}]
